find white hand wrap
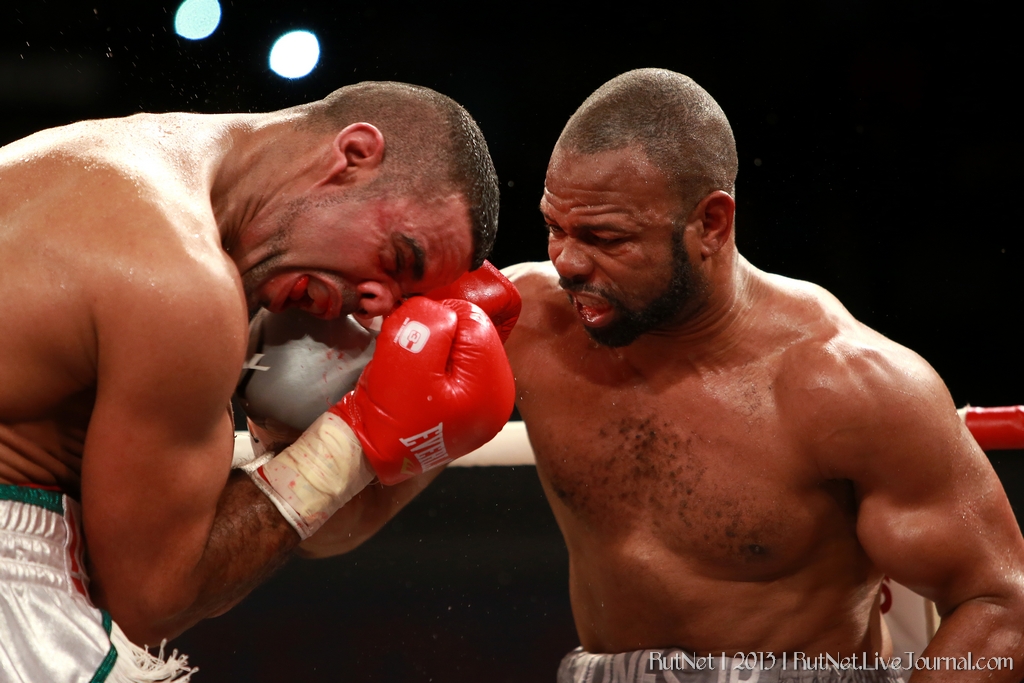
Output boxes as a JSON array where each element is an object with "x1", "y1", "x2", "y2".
[{"x1": 242, "y1": 412, "x2": 376, "y2": 539}]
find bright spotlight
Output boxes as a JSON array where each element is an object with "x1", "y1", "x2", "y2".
[
  {"x1": 269, "y1": 30, "x2": 320, "y2": 79},
  {"x1": 174, "y1": 0, "x2": 222, "y2": 40}
]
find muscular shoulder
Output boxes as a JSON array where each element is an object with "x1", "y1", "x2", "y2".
[
  {"x1": 67, "y1": 165, "x2": 248, "y2": 392},
  {"x1": 502, "y1": 261, "x2": 580, "y2": 358},
  {"x1": 91, "y1": 238, "x2": 247, "y2": 432},
  {"x1": 2, "y1": 113, "x2": 214, "y2": 218},
  {"x1": 503, "y1": 261, "x2": 575, "y2": 330},
  {"x1": 503, "y1": 261, "x2": 560, "y2": 299},
  {"x1": 2, "y1": 116, "x2": 232, "y2": 309},
  {"x1": 94, "y1": 218, "x2": 245, "y2": 342},
  {"x1": 765, "y1": 274, "x2": 958, "y2": 477}
]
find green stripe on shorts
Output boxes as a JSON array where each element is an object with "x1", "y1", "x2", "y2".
[
  {"x1": 0, "y1": 484, "x2": 64, "y2": 514},
  {"x1": 89, "y1": 611, "x2": 118, "y2": 683}
]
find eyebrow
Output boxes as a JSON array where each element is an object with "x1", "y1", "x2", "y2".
[
  {"x1": 542, "y1": 217, "x2": 633, "y2": 235},
  {"x1": 394, "y1": 233, "x2": 426, "y2": 281}
]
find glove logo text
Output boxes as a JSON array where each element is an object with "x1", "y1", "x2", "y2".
[
  {"x1": 394, "y1": 318, "x2": 431, "y2": 353},
  {"x1": 399, "y1": 423, "x2": 449, "y2": 471}
]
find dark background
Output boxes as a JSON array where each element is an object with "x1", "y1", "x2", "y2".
[{"x1": 2, "y1": 1, "x2": 1020, "y2": 681}]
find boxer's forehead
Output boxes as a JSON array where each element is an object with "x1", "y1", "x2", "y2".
[
  {"x1": 378, "y1": 192, "x2": 473, "y2": 291},
  {"x1": 541, "y1": 145, "x2": 679, "y2": 228}
]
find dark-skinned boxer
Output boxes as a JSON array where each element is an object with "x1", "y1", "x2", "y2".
[{"x1": 502, "y1": 69, "x2": 1024, "y2": 683}]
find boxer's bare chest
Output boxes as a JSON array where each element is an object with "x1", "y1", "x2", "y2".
[{"x1": 515, "y1": 330, "x2": 852, "y2": 576}]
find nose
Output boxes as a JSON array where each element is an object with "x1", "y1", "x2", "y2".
[
  {"x1": 549, "y1": 237, "x2": 593, "y2": 283},
  {"x1": 355, "y1": 280, "x2": 401, "y2": 318}
]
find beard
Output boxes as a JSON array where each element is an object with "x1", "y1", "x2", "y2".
[{"x1": 560, "y1": 230, "x2": 708, "y2": 347}]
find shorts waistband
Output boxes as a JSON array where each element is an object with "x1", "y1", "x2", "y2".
[
  {"x1": 0, "y1": 484, "x2": 90, "y2": 597},
  {"x1": 0, "y1": 482, "x2": 65, "y2": 511}
]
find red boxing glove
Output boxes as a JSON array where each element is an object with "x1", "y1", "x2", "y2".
[
  {"x1": 331, "y1": 296, "x2": 515, "y2": 484},
  {"x1": 425, "y1": 260, "x2": 521, "y2": 343}
]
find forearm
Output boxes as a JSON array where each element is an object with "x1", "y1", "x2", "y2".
[
  {"x1": 297, "y1": 466, "x2": 445, "y2": 558},
  {"x1": 124, "y1": 471, "x2": 300, "y2": 643},
  {"x1": 909, "y1": 597, "x2": 1024, "y2": 682}
]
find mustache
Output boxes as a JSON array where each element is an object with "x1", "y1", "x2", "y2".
[
  {"x1": 558, "y1": 278, "x2": 631, "y2": 313},
  {"x1": 558, "y1": 277, "x2": 609, "y2": 297}
]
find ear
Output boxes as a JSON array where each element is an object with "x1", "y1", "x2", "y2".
[
  {"x1": 688, "y1": 190, "x2": 735, "y2": 258},
  {"x1": 318, "y1": 122, "x2": 385, "y2": 187}
]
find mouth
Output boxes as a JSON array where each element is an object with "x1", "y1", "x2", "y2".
[
  {"x1": 261, "y1": 273, "x2": 346, "y2": 319},
  {"x1": 567, "y1": 291, "x2": 615, "y2": 328},
  {"x1": 264, "y1": 274, "x2": 307, "y2": 313}
]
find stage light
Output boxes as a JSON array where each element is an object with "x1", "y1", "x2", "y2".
[
  {"x1": 174, "y1": 0, "x2": 222, "y2": 41},
  {"x1": 269, "y1": 30, "x2": 320, "y2": 79}
]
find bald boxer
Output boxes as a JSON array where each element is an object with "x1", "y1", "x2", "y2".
[
  {"x1": 503, "y1": 69, "x2": 1024, "y2": 682},
  {"x1": 0, "y1": 81, "x2": 514, "y2": 681}
]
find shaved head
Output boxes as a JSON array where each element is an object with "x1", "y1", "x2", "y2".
[{"x1": 556, "y1": 68, "x2": 738, "y2": 212}]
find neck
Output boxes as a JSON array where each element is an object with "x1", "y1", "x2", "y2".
[
  {"x1": 617, "y1": 252, "x2": 761, "y2": 370},
  {"x1": 211, "y1": 109, "x2": 328, "y2": 266}
]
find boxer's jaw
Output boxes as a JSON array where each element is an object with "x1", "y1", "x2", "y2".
[{"x1": 559, "y1": 229, "x2": 707, "y2": 348}]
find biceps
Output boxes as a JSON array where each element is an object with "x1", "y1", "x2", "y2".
[
  {"x1": 80, "y1": 339, "x2": 241, "y2": 592},
  {"x1": 856, "y1": 461, "x2": 1021, "y2": 610},
  {"x1": 81, "y1": 400, "x2": 236, "y2": 586}
]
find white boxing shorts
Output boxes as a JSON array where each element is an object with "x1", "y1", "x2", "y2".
[{"x1": 0, "y1": 484, "x2": 194, "y2": 682}]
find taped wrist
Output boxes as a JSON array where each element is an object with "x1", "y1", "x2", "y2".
[{"x1": 242, "y1": 412, "x2": 376, "y2": 539}]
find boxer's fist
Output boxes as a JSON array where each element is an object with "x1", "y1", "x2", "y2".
[
  {"x1": 237, "y1": 309, "x2": 377, "y2": 434},
  {"x1": 425, "y1": 260, "x2": 521, "y2": 342},
  {"x1": 331, "y1": 296, "x2": 515, "y2": 484}
]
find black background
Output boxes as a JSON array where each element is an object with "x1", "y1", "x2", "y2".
[{"x1": 2, "y1": 1, "x2": 1021, "y2": 681}]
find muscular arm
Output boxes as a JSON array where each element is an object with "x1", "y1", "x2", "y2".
[
  {"x1": 81, "y1": 236, "x2": 300, "y2": 644},
  {"x1": 295, "y1": 469, "x2": 444, "y2": 558},
  {"x1": 810, "y1": 341, "x2": 1024, "y2": 679},
  {"x1": 246, "y1": 419, "x2": 442, "y2": 559},
  {"x1": 169, "y1": 470, "x2": 299, "y2": 621}
]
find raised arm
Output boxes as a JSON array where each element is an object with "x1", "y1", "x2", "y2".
[
  {"x1": 82, "y1": 247, "x2": 299, "y2": 644},
  {"x1": 811, "y1": 342, "x2": 1024, "y2": 680}
]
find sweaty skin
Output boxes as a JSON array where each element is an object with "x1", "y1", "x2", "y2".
[
  {"x1": 0, "y1": 112, "x2": 473, "y2": 643},
  {"x1": 503, "y1": 145, "x2": 1024, "y2": 678}
]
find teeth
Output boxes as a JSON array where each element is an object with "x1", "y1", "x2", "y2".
[
  {"x1": 570, "y1": 292, "x2": 612, "y2": 325},
  {"x1": 573, "y1": 293, "x2": 608, "y2": 309}
]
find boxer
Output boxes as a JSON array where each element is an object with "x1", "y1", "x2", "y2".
[
  {"x1": 0, "y1": 81, "x2": 512, "y2": 681},
  {"x1": 501, "y1": 69, "x2": 1024, "y2": 682}
]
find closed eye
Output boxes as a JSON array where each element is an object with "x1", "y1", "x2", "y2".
[
  {"x1": 587, "y1": 234, "x2": 626, "y2": 246},
  {"x1": 545, "y1": 222, "x2": 628, "y2": 246}
]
